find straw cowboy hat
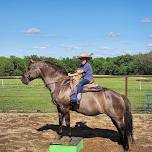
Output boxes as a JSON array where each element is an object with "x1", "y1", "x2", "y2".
[{"x1": 78, "y1": 52, "x2": 92, "y2": 59}]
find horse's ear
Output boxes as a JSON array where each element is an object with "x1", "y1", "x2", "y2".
[{"x1": 30, "y1": 59, "x2": 35, "y2": 63}]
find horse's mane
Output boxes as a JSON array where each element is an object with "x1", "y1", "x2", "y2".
[{"x1": 44, "y1": 61, "x2": 68, "y2": 75}]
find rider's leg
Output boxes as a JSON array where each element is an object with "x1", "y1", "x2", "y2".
[
  {"x1": 76, "y1": 79, "x2": 90, "y2": 101},
  {"x1": 70, "y1": 79, "x2": 89, "y2": 103},
  {"x1": 77, "y1": 79, "x2": 90, "y2": 93}
]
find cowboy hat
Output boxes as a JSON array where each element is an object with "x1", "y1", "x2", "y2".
[{"x1": 78, "y1": 52, "x2": 92, "y2": 59}]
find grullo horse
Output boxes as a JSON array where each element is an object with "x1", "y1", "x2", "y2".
[{"x1": 21, "y1": 60, "x2": 134, "y2": 151}]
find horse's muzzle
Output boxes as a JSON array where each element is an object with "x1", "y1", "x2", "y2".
[{"x1": 21, "y1": 75, "x2": 29, "y2": 85}]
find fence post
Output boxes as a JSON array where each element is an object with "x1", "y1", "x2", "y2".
[
  {"x1": 1, "y1": 79, "x2": 4, "y2": 88},
  {"x1": 139, "y1": 80, "x2": 142, "y2": 90},
  {"x1": 125, "y1": 76, "x2": 128, "y2": 96}
]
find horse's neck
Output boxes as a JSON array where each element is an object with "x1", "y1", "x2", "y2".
[{"x1": 41, "y1": 69, "x2": 67, "y2": 93}]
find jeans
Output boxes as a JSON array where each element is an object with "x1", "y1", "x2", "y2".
[
  {"x1": 71, "y1": 79, "x2": 90, "y2": 103},
  {"x1": 76, "y1": 79, "x2": 90, "y2": 93}
]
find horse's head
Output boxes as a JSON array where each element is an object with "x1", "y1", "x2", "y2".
[{"x1": 21, "y1": 59, "x2": 41, "y2": 85}]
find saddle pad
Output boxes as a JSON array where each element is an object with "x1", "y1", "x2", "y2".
[{"x1": 83, "y1": 86, "x2": 102, "y2": 92}]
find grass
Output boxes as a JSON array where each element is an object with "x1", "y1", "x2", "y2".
[
  {"x1": 0, "y1": 79, "x2": 56, "y2": 113},
  {"x1": 0, "y1": 77, "x2": 152, "y2": 113},
  {"x1": 96, "y1": 77, "x2": 152, "y2": 112}
]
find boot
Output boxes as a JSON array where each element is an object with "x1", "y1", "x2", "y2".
[
  {"x1": 77, "y1": 93, "x2": 82, "y2": 104},
  {"x1": 70, "y1": 93, "x2": 78, "y2": 104}
]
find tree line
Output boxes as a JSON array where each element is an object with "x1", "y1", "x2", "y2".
[{"x1": 0, "y1": 51, "x2": 152, "y2": 76}]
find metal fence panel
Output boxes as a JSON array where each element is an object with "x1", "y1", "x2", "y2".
[{"x1": 0, "y1": 76, "x2": 152, "y2": 113}]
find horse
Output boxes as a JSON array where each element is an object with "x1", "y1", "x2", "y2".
[{"x1": 21, "y1": 60, "x2": 134, "y2": 151}]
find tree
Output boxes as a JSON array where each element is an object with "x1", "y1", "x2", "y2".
[
  {"x1": 0, "y1": 57, "x2": 14, "y2": 76},
  {"x1": 1, "y1": 51, "x2": 152, "y2": 76},
  {"x1": 10, "y1": 56, "x2": 26, "y2": 76},
  {"x1": 90, "y1": 57, "x2": 105, "y2": 74}
]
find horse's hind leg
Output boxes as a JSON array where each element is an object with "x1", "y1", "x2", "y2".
[
  {"x1": 111, "y1": 117, "x2": 123, "y2": 143},
  {"x1": 121, "y1": 124, "x2": 129, "y2": 151},
  {"x1": 111, "y1": 117, "x2": 129, "y2": 151}
]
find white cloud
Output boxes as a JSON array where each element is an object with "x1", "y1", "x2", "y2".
[
  {"x1": 93, "y1": 50, "x2": 120, "y2": 57},
  {"x1": 23, "y1": 28, "x2": 64, "y2": 39},
  {"x1": 32, "y1": 45, "x2": 48, "y2": 49},
  {"x1": 23, "y1": 28, "x2": 41, "y2": 34},
  {"x1": 44, "y1": 34, "x2": 64, "y2": 39},
  {"x1": 148, "y1": 34, "x2": 152, "y2": 38},
  {"x1": 97, "y1": 46, "x2": 112, "y2": 51},
  {"x1": 107, "y1": 32, "x2": 121, "y2": 38},
  {"x1": 141, "y1": 18, "x2": 152, "y2": 23},
  {"x1": 59, "y1": 44, "x2": 81, "y2": 50},
  {"x1": 93, "y1": 45, "x2": 116, "y2": 57},
  {"x1": 147, "y1": 43, "x2": 152, "y2": 47}
]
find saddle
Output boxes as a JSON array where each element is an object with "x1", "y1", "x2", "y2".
[{"x1": 70, "y1": 74, "x2": 102, "y2": 93}]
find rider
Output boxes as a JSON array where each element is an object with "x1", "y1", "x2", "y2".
[{"x1": 68, "y1": 52, "x2": 93, "y2": 104}]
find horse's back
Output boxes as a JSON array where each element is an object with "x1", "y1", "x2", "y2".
[
  {"x1": 77, "y1": 90, "x2": 106, "y2": 116},
  {"x1": 77, "y1": 88, "x2": 125, "y2": 116}
]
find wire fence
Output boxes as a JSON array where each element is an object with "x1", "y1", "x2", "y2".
[
  {"x1": 95, "y1": 75, "x2": 152, "y2": 113},
  {"x1": 0, "y1": 75, "x2": 152, "y2": 113}
]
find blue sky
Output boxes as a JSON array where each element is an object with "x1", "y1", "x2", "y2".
[{"x1": 0, "y1": 0, "x2": 152, "y2": 58}]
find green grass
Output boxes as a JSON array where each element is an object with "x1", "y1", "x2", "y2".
[
  {"x1": 0, "y1": 77, "x2": 152, "y2": 113},
  {"x1": 96, "y1": 77, "x2": 152, "y2": 112},
  {"x1": 0, "y1": 79, "x2": 56, "y2": 112}
]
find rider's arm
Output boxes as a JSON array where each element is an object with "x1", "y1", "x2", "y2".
[
  {"x1": 76, "y1": 68, "x2": 83, "y2": 74},
  {"x1": 68, "y1": 68, "x2": 84, "y2": 77}
]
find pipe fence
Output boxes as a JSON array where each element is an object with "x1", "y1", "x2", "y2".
[{"x1": 0, "y1": 75, "x2": 152, "y2": 113}]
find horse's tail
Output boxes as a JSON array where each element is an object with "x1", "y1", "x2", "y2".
[{"x1": 122, "y1": 95, "x2": 134, "y2": 143}]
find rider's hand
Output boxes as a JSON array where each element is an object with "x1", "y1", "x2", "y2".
[
  {"x1": 68, "y1": 73, "x2": 73, "y2": 77},
  {"x1": 77, "y1": 69, "x2": 83, "y2": 74}
]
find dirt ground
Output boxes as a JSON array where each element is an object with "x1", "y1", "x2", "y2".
[{"x1": 0, "y1": 113, "x2": 152, "y2": 152}]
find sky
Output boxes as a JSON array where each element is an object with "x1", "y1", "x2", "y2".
[{"x1": 0, "y1": 0, "x2": 152, "y2": 58}]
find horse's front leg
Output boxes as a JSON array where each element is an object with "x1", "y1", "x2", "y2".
[
  {"x1": 65, "y1": 112, "x2": 71, "y2": 137},
  {"x1": 57, "y1": 108, "x2": 64, "y2": 138}
]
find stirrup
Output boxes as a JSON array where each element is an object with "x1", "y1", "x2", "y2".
[{"x1": 77, "y1": 93, "x2": 82, "y2": 101}]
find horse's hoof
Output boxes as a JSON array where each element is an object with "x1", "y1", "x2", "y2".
[
  {"x1": 131, "y1": 138, "x2": 135, "y2": 144},
  {"x1": 55, "y1": 133, "x2": 62, "y2": 140},
  {"x1": 60, "y1": 136, "x2": 72, "y2": 143},
  {"x1": 123, "y1": 145, "x2": 129, "y2": 152}
]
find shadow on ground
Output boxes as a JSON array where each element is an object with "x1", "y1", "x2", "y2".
[{"x1": 37, "y1": 121, "x2": 120, "y2": 144}]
